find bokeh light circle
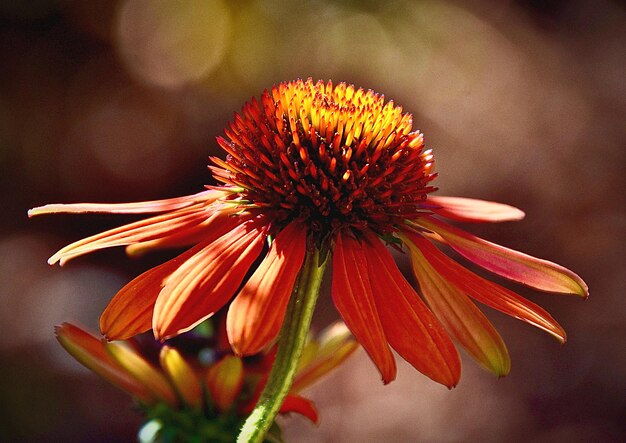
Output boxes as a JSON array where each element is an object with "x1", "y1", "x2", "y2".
[{"x1": 115, "y1": 0, "x2": 231, "y2": 89}]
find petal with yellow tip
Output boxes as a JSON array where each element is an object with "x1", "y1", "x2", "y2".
[
  {"x1": 106, "y1": 341, "x2": 178, "y2": 406},
  {"x1": 159, "y1": 346, "x2": 203, "y2": 408},
  {"x1": 403, "y1": 232, "x2": 510, "y2": 377},
  {"x1": 55, "y1": 323, "x2": 154, "y2": 404},
  {"x1": 417, "y1": 216, "x2": 589, "y2": 297},
  {"x1": 292, "y1": 337, "x2": 358, "y2": 393},
  {"x1": 403, "y1": 229, "x2": 567, "y2": 343},
  {"x1": 205, "y1": 355, "x2": 244, "y2": 412}
]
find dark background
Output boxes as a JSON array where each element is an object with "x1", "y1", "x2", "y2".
[{"x1": 1, "y1": 0, "x2": 624, "y2": 442}]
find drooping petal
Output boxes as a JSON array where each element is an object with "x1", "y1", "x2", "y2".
[
  {"x1": 363, "y1": 231, "x2": 461, "y2": 388},
  {"x1": 153, "y1": 219, "x2": 267, "y2": 340},
  {"x1": 205, "y1": 355, "x2": 244, "y2": 412},
  {"x1": 100, "y1": 217, "x2": 241, "y2": 340},
  {"x1": 291, "y1": 322, "x2": 359, "y2": 393},
  {"x1": 404, "y1": 229, "x2": 567, "y2": 342},
  {"x1": 106, "y1": 341, "x2": 178, "y2": 406},
  {"x1": 100, "y1": 246, "x2": 201, "y2": 340},
  {"x1": 124, "y1": 205, "x2": 240, "y2": 257},
  {"x1": 227, "y1": 221, "x2": 307, "y2": 356},
  {"x1": 403, "y1": 232, "x2": 510, "y2": 376},
  {"x1": 279, "y1": 395, "x2": 319, "y2": 423},
  {"x1": 417, "y1": 216, "x2": 589, "y2": 297},
  {"x1": 46, "y1": 205, "x2": 216, "y2": 266},
  {"x1": 427, "y1": 196, "x2": 525, "y2": 223},
  {"x1": 159, "y1": 346, "x2": 203, "y2": 408},
  {"x1": 55, "y1": 323, "x2": 154, "y2": 404},
  {"x1": 331, "y1": 231, "x2": 397, "y2": 384},
  {"x1": 28, "y1": 190, "x2": 224, "y2": 216},
  {"x1": 99, "y1": 267, "x2": 160, "y2": 340}
]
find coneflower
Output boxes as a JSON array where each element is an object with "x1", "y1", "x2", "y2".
[{"x1": 31, "y1": 78, "x2": 587, "y2": 443}]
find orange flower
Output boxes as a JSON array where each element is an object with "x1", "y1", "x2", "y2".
[
  {"x1": 31, "y1": 78, "x2": 587, "y2": 388},
  {"x1": 56, "y1": 320, "x2": 358, "y2": 439}
]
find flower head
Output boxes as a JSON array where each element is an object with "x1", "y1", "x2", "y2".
[
  {"x1": 210, "y1": 79, "x2": 435, "y2": 237},
  {"x1": 56, "y1": 320, "x2": 358, "y2": 441},
  {"x1": 31, "y1": 78, "x2": 588, "y2": 388}
]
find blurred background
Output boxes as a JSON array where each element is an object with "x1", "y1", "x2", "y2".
[{"x1": 1, "y1": 0, "x2": 624, "y2": 441}]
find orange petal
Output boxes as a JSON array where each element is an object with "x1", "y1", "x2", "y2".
[
  {"x1": 417, "y1": 216, "x2": 589, "y2": 297},
  {"x1": 124, "y1": 205, "x2": 241, "y2": 257},
  {"x1": 205, "y1": 355, "x2": 244, "y2": 412},
  {"x1": 428, "y1": 196, "x2": 525, "y2": 223},
  {"x1": 101, "y1": 236, "x2": 222, "y2": 340},
  {"x1": 363, "y1": 231, "x2": 461, "y2": 388},
  {"x1": 46, "y1": 205, "x2": 215, "y2": 266},
  {"x1": 101, "y1": 210, "x2": 242, "y2": 339},
  {"x1": 101, "y1": 256, "x2": 190, "y2": 339},
  {"x1": 106, "y1": 341, "x2": 178, "y2": 406},
  {"x1": 159, "y1": 346, "x2": 203, "y2": 408},
  {"x1": 227, "y1": 221, "x2": 307, "y2": 355},
  {"x1": 99, "y1": 268, "x2": 159, "y2": 340},
  {"x1": 404, "y1": 229, "x2": 567, "y2": 342},
  {"x1": 292, "y1": 322, "x2": 359, "y2": 393},
  {"x1": 28, "y1": 190, "x2": 225, "y2": 216},
  {"x1": 239, "y1": 390, "x2": 319, "y2": 423},
  {"x1": 279, "y1": 395, "x2": 319, "y2": 423},
  {"x1": 153, "y1": 219, "x2": 266, "y2": 340},
  {"x1": 404, "y1": 232, "x2": 510, "y2": 376},
  {"x1": 55, "y1": 323, "x2": 154, "y2": 403},
  {"x1": 331, "y1": 231, "x2": 397, "y2": 384}
]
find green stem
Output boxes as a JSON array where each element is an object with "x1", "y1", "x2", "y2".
[{"x1": 237, "y1": 246, "x2": 328, "y2": 443}]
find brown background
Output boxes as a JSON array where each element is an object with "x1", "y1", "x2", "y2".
[{"x1": 1, "y1": 0, "x2": 624, "y2": 442}]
